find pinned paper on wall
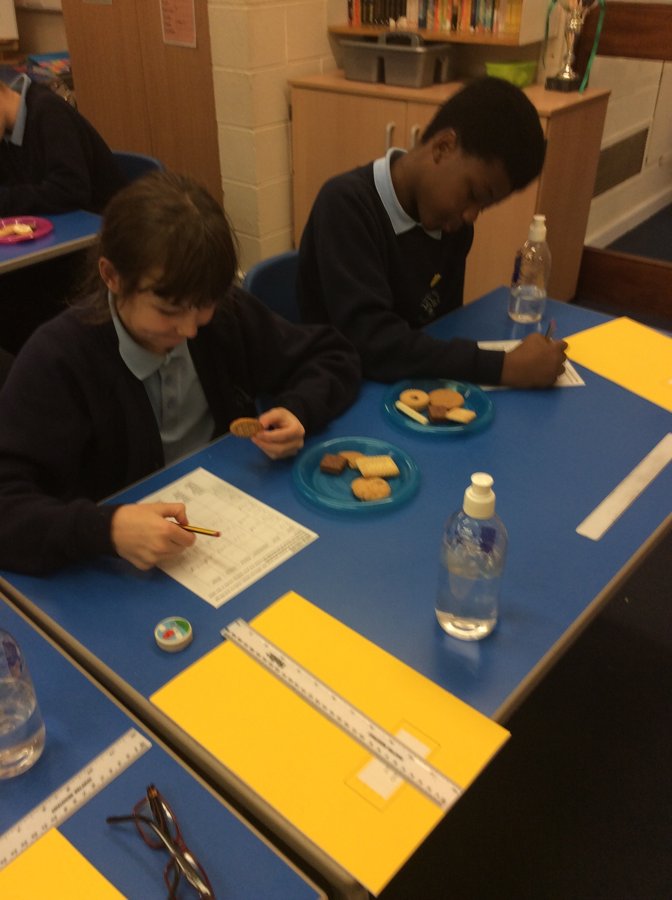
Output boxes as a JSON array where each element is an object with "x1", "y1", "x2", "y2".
[
  {"x1": 152, "y1": 591, "x2": 509, "y2": 895},
  {"x1": 566, "y1": 317, "x2": 672, "y2": 412},
  {"x1": 0, "y1": 829, "x2": 123, "y2": 896},
  {"x1": 160, "y1": 0, "x2": 196, "y2": 48}
]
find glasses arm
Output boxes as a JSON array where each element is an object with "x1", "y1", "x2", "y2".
[{"x1": 107, "y1": 813, "x2": 213, "y2": 898}]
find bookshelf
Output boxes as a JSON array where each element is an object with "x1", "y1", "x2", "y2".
[{"x1": 333, "y1": 0, "x2": 553, "y2": 46}]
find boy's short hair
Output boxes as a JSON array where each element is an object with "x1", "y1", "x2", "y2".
[{"x1": 422, "y1": 77, "x2": 545, "y2": 191}]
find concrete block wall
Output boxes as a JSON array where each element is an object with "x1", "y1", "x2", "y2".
[{"x1": 208, "y1": 0, "x2": 345, "y2": 272}]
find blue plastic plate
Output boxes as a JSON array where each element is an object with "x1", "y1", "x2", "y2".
[
  {"x1": 383, "y1": 379, "x2": 494, "y2": 436},
  {"x1": 293, "y1": 436, "x2": 420, "y2": 514}
]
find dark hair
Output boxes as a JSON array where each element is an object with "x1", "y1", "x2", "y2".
[
  {"x1": 75, "y1": 170, "x2": 238, "y2": 318},
  {"x1": 422, "y1": 77, "x2": 545, "y2": 191}
]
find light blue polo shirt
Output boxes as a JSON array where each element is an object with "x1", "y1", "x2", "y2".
[
  {"x1": 372, "y1": 147, "x2": 441, "y2": 240},
  {"x1": 109, "y1": 293, "x2": 214, "y2": 464},
  {"x1": 4, "y1": 74, "x2": 30, "y2": 146}
]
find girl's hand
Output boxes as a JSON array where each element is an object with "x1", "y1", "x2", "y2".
[
  {"x1": 251, "y1": 407, "x2": 305, "y2": 459},
  {"x1": 111, "y1": 502, "x2": 196, "y2": 570}
]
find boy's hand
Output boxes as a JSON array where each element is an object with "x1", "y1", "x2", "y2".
[
  {"x1": 111, "y1": 502, "x2": 196, "y2": 570},
  {"x1": 251, "y1": 407, "x2": 305, "y2": 459},
  {"x1": 500, "y1": 333, "x2": 568, "y2": 388}
]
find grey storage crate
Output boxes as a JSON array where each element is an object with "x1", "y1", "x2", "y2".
[{"x1": 341, "y1": 32, "x2": 452, "y2": 88}]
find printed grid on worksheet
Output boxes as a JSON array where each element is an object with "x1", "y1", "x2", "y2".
[{"x1": 141, "y1": 467, "x2": 318, "y2": 607}]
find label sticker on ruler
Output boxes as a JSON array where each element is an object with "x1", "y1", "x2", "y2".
[
  {"x1": 576, "y1": 433, "x2": 672, "y2": 540},
  {"x1": 221, "y1": 619, "x2": 462, "y2": 811},
  {"x1": 0, "y1": 728, "x2": 151, "y2": 871}
]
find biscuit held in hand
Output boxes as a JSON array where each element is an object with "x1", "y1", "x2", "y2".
[{"x1": 230, "y1": 417, "x2": 263, "y2": 438}]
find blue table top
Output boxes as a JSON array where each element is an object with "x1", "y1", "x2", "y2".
[
  {"x1": 2, "y1": 292, "x2": 670, "y2": 725},
  {"x1": 0, "y1": 210, "x2": 101, "y2": 273},
  {"x1": 0, "y1": 599, "x2": 320, "y2": 898}
]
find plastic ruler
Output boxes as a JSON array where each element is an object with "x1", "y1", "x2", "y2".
[
  {"x1": 576, "y1": 433, "x2": 672, "y2": 540},
  {"x1": 0, "y1": 727, "x2": 151, "y2": 870},
  {"x1": 221, "y1": 619, "x2": 461, "y2": 811}
]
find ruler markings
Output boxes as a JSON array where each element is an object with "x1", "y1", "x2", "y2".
[
  {"x1": 0, "y1": 728, "x2": 151, "y2": 870},
  {"x1": 221, "y1": 619, "x2": 461, "y2": 811}
]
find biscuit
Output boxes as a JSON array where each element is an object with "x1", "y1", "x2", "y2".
[
  {"x1": 446, "y1": 407, "x2": 477, "y2": 424},
  {"x1": 427, "y1": 388, "x2": 464, "y2": 410},
  {"x1": 320, "y1": 453, "x2": 347, "y2": 475},
  {"x1": 230, "y1": 417, "x2": 263, "y2": 438},
  {"x1": 351, "y1": 476, "x2": 391, "y2": 501},
  {"x1": 394, "y1": 400, "x2": 429, "y2": 426},
  {"x1": 356, "y1": 455, "x2": 400, "y2": 479},
  {"x1": 338, "y1": 450, "x2": 365, "y2": 469},
  {"x1": 427, "y1": 404, "x2": 448, "y2": 423},
  {"x1": 399, "y1": 388, "x2": 430, "y2": 411}
]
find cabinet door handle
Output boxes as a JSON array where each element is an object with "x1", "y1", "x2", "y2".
[
  {"x1": 409, "y1": 124, "x2": 421, "y2": 148},
  {"x1": 385, "y1": 121, "x2": 396, "y2": 150}
]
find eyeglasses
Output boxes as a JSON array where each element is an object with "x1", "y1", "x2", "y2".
[{"x1": 107, "y1": 784, "x2": 215, "y2": 899}]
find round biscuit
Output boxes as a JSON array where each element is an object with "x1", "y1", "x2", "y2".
[
  {"x1": 230, "y1": 417, "x2": 263, "y2": 438},
  {"x1": 351, "y1": 476, "x2": 391, "y2": 502},
  {"x1": 399, "y1": 389, "x2": 430, "y2": 411},
  {"x1": 427, "y1": 388, "x2": 464, "y2": 410}
]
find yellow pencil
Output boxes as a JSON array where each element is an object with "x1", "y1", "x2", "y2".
[{"x1": 179, "y1": 523, "x2": 221, "y2": 537}]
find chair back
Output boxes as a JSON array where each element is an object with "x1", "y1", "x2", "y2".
[
  {"x1": 112, "y1": 151, "x2": 164, "y2": 182},
  {"x1": 241, "y1": 251, "x2": 300, "y2": 323}
]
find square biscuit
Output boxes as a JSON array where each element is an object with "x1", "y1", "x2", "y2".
[
  {"x1": 446, "y1": 407, "x2": 477, "y2": 424},
  {"x1": 355, "y1": 454, "x2": 400, "y2": 479},
  {"x1": 320, "y1": 453, "x2": 347, "y2": 475}
]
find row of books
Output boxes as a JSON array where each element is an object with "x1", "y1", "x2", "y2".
[{"x1": 347, "y1": 0, "x2": 522, "y2": 33}]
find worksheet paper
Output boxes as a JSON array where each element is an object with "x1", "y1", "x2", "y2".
[
  {"x1": 140, "y1": 468, "x2": 318, "y2": 607},
  {"x1": 477, "y1": 340, "x2": 584, "y2": 387}
]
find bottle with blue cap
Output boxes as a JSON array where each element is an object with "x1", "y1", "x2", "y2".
[{"x1": 435, "y1": 473, "x2": 508, "y2": 640}]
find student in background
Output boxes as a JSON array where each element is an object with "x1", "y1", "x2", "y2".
[
  {"x1": 0, "y1": 74, "x2": 129, "y2": 354},
  {"x1": 0, "y1": 171, "x2": 360, "y2": 575},
  {"x1": 0, "y1": 74, "x2": 126, "y2": 215},
  {"x1": 297, "y1": 77, "x2": 567, "y2": 387}
]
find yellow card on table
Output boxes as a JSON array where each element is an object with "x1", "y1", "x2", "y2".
[
  {"x1": 151, "y1": 591, "x2": 509, "y2": 895},
  {"x1": 565, "y1": 316, "x2": 672, "y2": 412},
  {"x1": 0, "y1": 828, "x2": 123, "y2": 897}
]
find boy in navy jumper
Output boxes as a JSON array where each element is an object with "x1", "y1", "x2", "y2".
[{"x1": 298, "y1": 77, "x2": 567, "y2": 388}]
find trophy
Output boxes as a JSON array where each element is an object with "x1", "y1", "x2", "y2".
[{"x1": 545, "y1": 0, "x2": 601, "y2": 92}]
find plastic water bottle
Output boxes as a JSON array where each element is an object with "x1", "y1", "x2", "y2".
[
  {"x1": 508, "y1": 214, "x2": 552, "y2": 323},
  {"x1": 0, "y1": 628, "x2": 46, "y2": 779},
  {"x1": 435, "y1": 473, "x2": 508, "y2": 641}
]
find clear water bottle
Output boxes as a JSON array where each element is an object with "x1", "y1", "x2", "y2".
[
  {"x1": 435, "y1": 473, "x2": 508, "y2": 641},
  {"x1": 508, "y1": 214, "x2": 552, "y2": 324},
  {"x1": 0, "y1": 628, "x2": 46, "y2": 779}
]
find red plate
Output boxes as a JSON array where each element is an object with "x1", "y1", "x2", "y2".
[{"x1": 0, "y1": 217, "x2": 54, "y2": 244}]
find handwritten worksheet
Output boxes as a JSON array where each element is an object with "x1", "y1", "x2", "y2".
[{"x1": 141, "y1": 468, "x2": 318, "y2": 607}]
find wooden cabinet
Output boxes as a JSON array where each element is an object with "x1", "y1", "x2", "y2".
[
  {"x1": 290, "y1": 73, "x2": 609, "y2": 301},
  {"x1": 60, "y1": 0, "x2": 222, "y2": 204}
]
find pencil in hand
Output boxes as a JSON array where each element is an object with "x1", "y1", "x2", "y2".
[
  {"x1": 544, "y1": 319, "x2": 557, "y2": 340},
  {"x1": 178, "y1": 523, "x2": 221, "y2": 537}
]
